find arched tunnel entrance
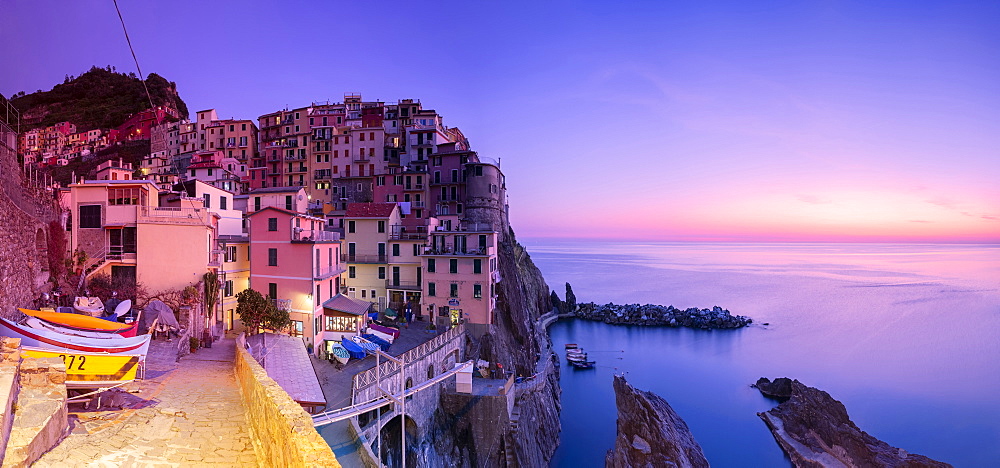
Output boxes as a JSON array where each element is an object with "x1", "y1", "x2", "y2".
[{"x1": 374, "y1": 414, "x2": 419, "y2": 468}]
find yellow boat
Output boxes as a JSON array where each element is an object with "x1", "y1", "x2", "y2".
[
  {"x1": 21, "y1": 347, "x2": 142, "y2": 388},
  {"x1": 18, "y1": 308, "x2": 132, "y2": 332}
]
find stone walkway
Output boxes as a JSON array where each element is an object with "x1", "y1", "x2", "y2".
[{"x1": 35, "y1": 337, "x2": 258, "y2": 467}]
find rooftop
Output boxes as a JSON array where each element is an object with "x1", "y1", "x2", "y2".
[
  {"x1": 248, "y1": 186, "x2": 304, "y2": 194},
  {"x1": 344, "y1": 202, "x2": 396, "y2": 218},
  {"x1": 322, "y1": 295, "x2": 371, "y2": 316}
]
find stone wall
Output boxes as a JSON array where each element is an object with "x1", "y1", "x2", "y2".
[
  {"x1": 2, "y1": 356, "x2": 68, "y2": 468},
  {"x1": 0, "y1": 338, "x2": 22, "y2": 464},
  {"x1": 233, "y1": 335, "x2": 340, "y2": 467}
]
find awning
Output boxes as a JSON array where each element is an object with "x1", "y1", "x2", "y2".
[{"x1": 322, "y1": 294, "x2": 371, "y2": 316}]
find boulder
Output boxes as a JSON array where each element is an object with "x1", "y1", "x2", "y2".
[
  {"x1": 755, "y1": 378, "x2": 952, "y2": 468},
  {"x1": 753, "y1": 377, "x2": 792, "y2": 401},
  {"x1": 606, "y1": 375, "x2": 709, "y2": 468}
]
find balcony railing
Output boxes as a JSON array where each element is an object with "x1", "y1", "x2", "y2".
[
  {"x1": 389, "y1": 225, "x2": 427, "y2": 240},
  {"x1": 138, "y1": 206, "x2": 211, "y2": 226},
  {"x1": 292, "y1": 229, "x2": 340, "y2": 242},
  {"x1": 422, "y1": 247, "x2": 488, "y2": 256},
  {"x1": 285, "y1": 154, "x2": 306, "y2": 160},
  {"x1": 272, "y1": 298, "x2": 291, "y2": 311},
  {"x1": 314, "y1": 170, "x2": 331, "y2": 180},
  {"x1": 342, "y1": 254, "x2": 388, "y2": 264},
  {"x1": 315, "y1": 265, "x2": 346, "y2": 279},
  {"x1": 385, "y1": 280, "x2": 421, "y2": 291},
  {"x1": 433, "y1": 222, "x2": 493, "y2": 233}
]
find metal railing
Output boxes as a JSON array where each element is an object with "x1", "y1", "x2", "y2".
[
  {"x1": 353, "y1": 323, "x2": 465, "y2": 390},
  {"x1": 342, "y1": 254, "x2": 388, "y2": 264},
  {"x1": 293, "y1": 229, "x2": 339, "y2": 242},
  {"x1": 138, "y1": 206, "x2": 211, "y2": 225},
  {"x1": 385, "y1": 280, "x2": 420, "y2": 291},
  {"x1": 315, "y1": 265, "x2": 345, "y2": 279}
]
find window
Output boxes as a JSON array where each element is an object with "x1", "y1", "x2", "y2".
[
  {"x1": 450, "y1": 259, "x2": 458, "y2": 274},
  {"x1": 450, "y1": 283, "x2": 459, "y2": 297},
  {"x1": 378, "y1": 221, "x2": 385, "y2": 233},
  {"x1": 225, "y1": 246, "x2": 237, "y2": 262},
  {"x1": 268, "y1": 248, "x2": 278, "y2": 266},
  {"x1": 224, "y1": 280, "x2": 234, "y2": 297},
  {"x1": 378, "y1": 267, "x2": 385, "y2": 279},
  {"x1": 474, "y1": 259, "x2": 482, "y2": 274},
  {"x1": 324, "y1": 316, "x2": 355, "y2": 332},
  {"x1": 285, "y1": 195, "x2": 293, "y2": 211},
  {"x1": 268, "y1": 218, "x2": 278, "y2": 231},
  {"x1": 392, "y1": 244, "x2": 400, "y2": 256},
  {"x1": 79, "y1": 205, "x2": 102, "y2": 228},
  {"x1": 474, "y1": 284, "x2": 482, "y2": 299},
  {"x1": 451, "y1": 169, "x2": 458, "y2": 182},
  {"x1": 348, "y1": 221, "x2": 355, "y2": 233},
  {"x1": 475, "y1": 165, "x2": 483, "y2": 176},
  {"x1": 268, "y1": 283, "x2": 277, "y2": 299},
  {"x1": 254, "y1": 197, "x2": 261, "y2": 211},
  {"x1": 361, "y1": 289, "x2": 366, "y2": 298},
  {"x1": 427, "y1": 258, "x2": 435, "y2": 273},
  {"x1": 428, "y1": 282, "x2": 436, "y2": 297},
  {"x1": 291, "y1": 320, "x2": 303, "y2": 337},
  {"x1": 203, "y1": 193, "x2": 211, "y2": 208},
  {"x1": 349, "y1": 266, "x2": 356, "y2": 278},
  {"x1": 220, "y1": 196, "x2": 227, "y2": 210}
]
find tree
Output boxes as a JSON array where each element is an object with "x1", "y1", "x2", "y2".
[
  {"x1": 235, "y1": 288, "x2": 272, "y2": 334},
  {"x1": 203, "y1": 271, "x2": 220, "y2": 331},
  {"x1": 263, "y1": 304, "x2": 291, "y2": 334}
]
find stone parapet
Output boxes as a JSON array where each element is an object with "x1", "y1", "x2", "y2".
[
  {"x1": 233, "y1": 334, "x2": 340, "y2": 467},
  {"x1": 2, "y1": 355, "x2": 68, "y2": 468},
  {"x1": 0, "y1": 338, "x2": 23, "y2": 464}
]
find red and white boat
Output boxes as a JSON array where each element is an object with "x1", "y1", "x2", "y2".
[{"x1": 0, "y1": 316, "x2": 150, "y2": 358}]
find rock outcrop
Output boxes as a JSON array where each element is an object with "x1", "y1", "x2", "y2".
[
  {"x1": 753, "y1": 377, "x2": 792, "y2": 401},
  {"x1": 756, "y1": 378, "x2": 952, "y2": 468},
  {"x1": 606, "y1": 375, "x2": 709, "y2": 468},
  {"x1": 577, "y1": 302, "x2": 752, "y2": 329}
]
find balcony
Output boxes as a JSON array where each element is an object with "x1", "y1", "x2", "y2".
[
  {"x1": 422, "y1": 246, "x2": 489, "y2": 256},
  {"x1": 389, "y1": 225, "x2": 427, "y2": 240},
  {"x1": 138, "y1": 206, "x2": 211, "y2": 226},
  {"x1": 272, "y1": 299, "x2": 291, "y2": 311},
  {"x1": 404, "y1": 184, "x2": 424, "y2": 191},
  {"x1": 352, "y1": 154, "x2": 370, "y2": 162},
  {"x1": 267, "y1": 170, "x2": 281, "y2": 176},
  {"x1": 285, "y1": 154, "x2": 306, "y2": 161},
  {"x1": 292, "y1": 229, "x2": 340, "y2": 243},
  {"x1": 433, "y1": 222, "x2": 494, "y2": 233},
  {"x1": 314, "y1": 170, "x2": 331, "y2": 180},
  {"x1": 342, "y1": 253, "x2": 388, "y2": 264},
  {"x1": 287, "y1": 165, "x2": 308, "y2": 174},
  {"x1": 315, "y1": 265, "x2": 346, "y2": 280},
  {"x1": 409, "y1": 201, "x2": 426, "y2": 209},
  {"x1": 385, "y1": 280, "x2": 421, "y2": 291}
]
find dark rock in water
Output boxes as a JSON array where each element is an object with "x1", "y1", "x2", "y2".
[
  {"x1": 606, "y1": 375, "x2": 709, "y2": 468},
  {"x1": 756, "y1": 378, "x2": 952, "y2": 468},
  {"x1": 575, "y1": 302, "x2": 752, "y2": 330},
  {"x1": 754, "y1": 377, "x2": 793, "y2": 401},
  {"x1": 565, "y1": 282, "x2": 577, "y2": 312},
  {"x1": 551, "y1": 290, "x2": 564, "y2": 314}
]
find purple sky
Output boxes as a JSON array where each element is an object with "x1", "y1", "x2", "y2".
[{"x1": 2, "y1": 1, "x2": 998, "y2": 242}]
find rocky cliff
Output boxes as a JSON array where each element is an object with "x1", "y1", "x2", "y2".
[
  {"x1": 606, "y1": 375, "x2": 709, "y2": 468},
  {"x1": 755, "y1": 378, "x2": 952, "y2": 468}
]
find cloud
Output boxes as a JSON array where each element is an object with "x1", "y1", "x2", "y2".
[
  {"x1": 796, "y1": 194, "x2": 832, "y2": 205},
  {"x1": 982, "y1": 215, "x2": 999, "y2": 221}
]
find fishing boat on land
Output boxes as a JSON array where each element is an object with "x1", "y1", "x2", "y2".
[
  {"x1": 24, "y1": 317, "x2": 139, "y2": 340},
  {"x1": 73, "y1": 296, "x2": 105, "y2": 316},
  {"x1": 21, "y1": 347, "x2": 142, "y2": 388},
  {"x1": 18, "y1": 308, "x2": 134, "y2": 333},
  {"x1": 362, "y1": 333, "x2": 391, "y2": 351},
  {"x1": 330, "y1": 343, "x2": 350, "y2": 365},
  {"x1": 370, "y1": 322, "x2": 400, "y2": 339},
  {"x1": 351, "y1": 336, "x2": 380, "y2": 354},
  {"x1": 0, "y1": 317, "x2": 150, "y2": 358},
  {"x1": 569, "y1": 360, "x2": 596, "y2": 369},
  {"x1": 367, "y1": 326, "x2": 396, "y2": 343},
  {"x1": 340, "y1": 339, "x2": 367, "y2": 359}
]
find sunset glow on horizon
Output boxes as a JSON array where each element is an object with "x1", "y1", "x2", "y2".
[{"x1": 2, "y1": 1, "x2": 998, "y2": 243}]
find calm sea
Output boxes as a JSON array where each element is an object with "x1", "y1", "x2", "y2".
[{"x1": 522, "y1": 240, "x2": 1000, "y2": 467}]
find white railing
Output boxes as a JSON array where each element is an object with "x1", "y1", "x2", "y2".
[
  {"x1": 138, "y1": 206, "x2": 210, "y2": 225},
  {"x1": 315, "y1": 265, "x2": 345, "y2": 279},
  {"x1": 292, "y1": 229, "x2": 339, "y2": 242},
  {"x1": 353, "y1": 323, "x2": 465, "y2": 390}
]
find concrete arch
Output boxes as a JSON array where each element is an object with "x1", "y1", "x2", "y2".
[{"x1": 374, "y1": 414, "x2": 418, "y2": 468}]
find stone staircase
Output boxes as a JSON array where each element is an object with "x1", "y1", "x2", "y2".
[{"x1": 503, "y1": 405, "x2": 521, "y2": 467}]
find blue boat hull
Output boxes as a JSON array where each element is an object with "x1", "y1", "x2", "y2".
[{"x1": 340, "y1": 339, "x2": 367, "y2": 359}]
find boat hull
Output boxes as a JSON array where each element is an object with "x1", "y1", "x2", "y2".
[
  {"x1": 331, "y1": 344, "x2": 350, "y2": 365},
  {"x1": 0, "y1": 317, "x2": 150, "y2": 357},
  {"x1": 351, "y1": 336, "x2": 379, "y2": 354},
  {"x1": 19, "y1": 308, "x2": 133, "y2": 333},
  {"x1": 341, "y1": 339, "x2": 367, "y2": 359},
  {"x1": 21, "y1": 347, "x2": 141, "y2": 388}
]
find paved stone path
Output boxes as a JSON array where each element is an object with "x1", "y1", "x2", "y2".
[{"x1": 35, "y1": 337, "x2": 258, "y2": 467}]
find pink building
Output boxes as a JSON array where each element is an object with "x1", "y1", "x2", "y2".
[
  {"x1": 247, "y1": 207, "x2": 344, "y2": 353},
  {"x1": 114, "y1": 107, "x2": 179, "y2": 143}
]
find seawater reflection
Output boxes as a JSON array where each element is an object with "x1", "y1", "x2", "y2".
[{"x1": 531, "y1": 241, "x2": 1000, "y2": 467}]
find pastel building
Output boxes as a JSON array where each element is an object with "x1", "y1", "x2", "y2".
[
  {"x1": 171, "y1": 180, "x2": 242, "y2": 236},
  {"x1": 420, "y1": 222, "x2": 499, "y2": 331},
  {"x1": 247, "y1": 207, "x2": 343, "y2": 350},
  {"x1": 246, "y1": 186, "x2": 308, "y2": 214},
  {"x1": 67, "y1": 179, "x2": 219, "y2": 293},
  {"x1": 218, "y1": 234, "x2": 250, "y2": 333},
  {"x1": 341, "y1": 203, "x2": 398, "y2": 309}
]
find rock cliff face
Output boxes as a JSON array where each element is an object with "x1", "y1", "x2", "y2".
[
  {"x1": 606, "y1": 375, "x2": 709, "y2": 468},
  {"x1": 756, "y1": 378, "x2": 952, "y2": 468}
]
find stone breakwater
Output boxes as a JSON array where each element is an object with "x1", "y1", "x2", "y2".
[{"x1": 575, "y1": 303, "x2": 752, "y2": 329}]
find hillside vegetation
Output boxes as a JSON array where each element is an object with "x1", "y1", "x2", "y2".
[{"x1": 10, "y1": 66, "x2": 188, "y2": 132}]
